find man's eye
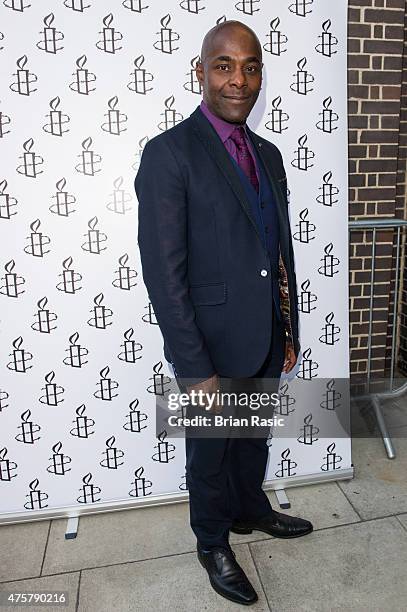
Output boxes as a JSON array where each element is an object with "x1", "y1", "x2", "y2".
[
  {"x1": 216, "y1": 64, "x2": 229, "y2": 70},
  {"x1": 246, "y1": 66, "x2": 260, "y2": 73}
]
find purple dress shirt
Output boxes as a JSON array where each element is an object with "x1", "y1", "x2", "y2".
[{"x1": 200, "y1": 100, "x2": 260, "y2": 185}]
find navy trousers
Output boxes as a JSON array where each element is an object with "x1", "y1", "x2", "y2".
[{"x1": 177, "y1": 304, "x2": 286, "y2": 550}]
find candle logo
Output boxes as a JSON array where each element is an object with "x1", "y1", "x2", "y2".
[
  {"x1": 70, "y1": 404, "x2": 95, "y2": 438},
  {"x1": 293, "y1": 209, "x2": 316, "y2": 243},
  {"x1": 152, "y1": 430, "x2": 176, "y2": 463},
  {"x1": 123, "y1": 398, "x2": 148, "y2": 433},
  {"x1": 57, "y1": 257, "x2": 83, "y2": 294},
  {"x1": 76, "y1": 137, "x2": 102, "y2": 175},
  {"x1": 77, "y1": 473, "x2": 102, "y2": 503},
  {"x1": 0, "y1": 447, "x2": 18, "y2": 481},
  {"x1": 101, "y1": 96, "x2": 128, "y2": 135},
  {"x1": 107, "y1": 177, "x2": 133, "y2": 214},
  {"x1": 142, "y1": 301, "x2": 158, "y2": 325},
  {"x1": 100, "y1": 436, "x2": 125, "y2": 469},
  {"x1": 15, "y1": 410, "x2": 41, "y2": 444},
  {"x1": 275, "y1": 381, "x2": 295, "y2": 416},
  {"x1": 64, "y1": 332, "x2": 89, "y2": 367},
  {"x1": 318, "y1": 243, "x2": 340, "y2": 277},
  {"x1": 17, "y1": 138, "x2": 44, "y2": 178},
  {"x1": 119, "y1": 328, "x2": 143, "y2": 363},
  {"x1": 50, "y1": 178, "x2": 76, "y2": 216},
  {"x1": 113, "y1": 253, "x2": 138, "y2": 291},
  {"x1": 147, "y1": 361, "x2": 172, "y2": 396},
  {"x1": 10, "y1": 55, "x2": 38, "y2": 96},
  {"x1": 297, "y1": 413, "x2": 319, "y2": 444},
  {"x1": 123, "y1": 0, "x2": 149, "y2": 12},
  {"x1": 127, "y1": 55, "x2": 154, "y2": 95},
  {"x1": 82, "y1": 217, "x2": 107, "y2": 254},
  {"x1": 317, "y1": 171, "x2": 339, "y2": 207},
  {"x1": 36, "y1": 13, "x2": 64, "y2": 54},
  {"x1": 288, "y1": 0, "x2": 313, "y2": 18},
  {"x1": 0, "y1": 103, "x2": 11, "y2": 138},
  {"x1": 290, "y1": 57, "x2": 314, "y2": 95},
  {"x1": 31, "y1": 297, "x2": 58, "y2": 334},
  {"x1": 0, "y1": 389, "x2": 10, "y2": 413},
  {"x1": 296, "y1": 347, "x2": 318, "y2": 380},
  {"x1": 158, "y1": 95, "x2": 184, "y2": 131},
  {"x1": 24, "y1": 478, "x2": 49, "y2": 509},
  {"x1": 129, "y1": 466, "x2": 153, "y2": 497},
  {"x1": 153, "y1": 14, "x2": 180, "y2": 54},
  {"x1": 216, "y1": 16, "x2": 227, "y2": 25},
  {"x1": 69, "y1": 55, "x2": 96, "y2": 95},
  {"x1": 47, "y1": 441, "x2": 72, "y2": 475},
  {"x1": 184, "y1": 55, "x2": 202, "y2": 95},
  {"x1": 263, "y1": 18, "x2": 288, "y2": 56},
  {"x1": 63, "y1": 0, "x2": 91, "y2": 12},
  {"x1": 7, "y1": 336, "x2": 33, "y2": 373},
  {"x1": 320, "y1": 312, "x2": 340, "y2": 345},
  {"x1": 4, "y1": 0, "x2": 31, "y2": 11},
  {"x1": 275, "y1": 448, "x2": 297, "y2": 477},
  {"x1": 321, "y1": 379, "x2": 342, "y2": 411},
  {"x1": 316, "y1": 96, "x2": 339, "y2": 133},
  {"x1": 235, "y1": 0, "x2": 260, "y2": 15},
  {"x1": 39, "y1": 371, "x2": 65, "y2": 406},
  {"x1": 0, "y1": 260, "x2": 26, "y2": 298},
  {"x1": 0, "y1": 180, "x2": 18, "y2": 219},
  {"x1": 321, "y1": 442, "x2": 343, "y2": 471},
  {"x1": 180, "y1": 0, "x2": 205, "y2": 13},
  {"x1": 24, "y1": 219, "x2": 51, "y2": 257},
  {"x1": 265, "y1": 96, "x2": 289, "y2": 133},
  {"x1": 43, "y1": 97, "x2": 70, "y2": 137},
  {"x1": 291, "y1": 134, "x2": 315, "y2": 171},
  {"x1": 88, "y1": 293, "x2": 113, "y2": 328},
  {"x1": 96, "y1": 13, "x2": 123, "y2": 54},
  {"x1": 132, "y1": 136, "x2": 149, "y2": 171},
  {"x1": 316, "y1": 20, "x2": 338, "y2": 57},
  {"x1": 94, "y1": 366, "x2": 119, "y2": 400},
  {"x1": 298, "y1": 279, "x2": 317, "y2": 314}
]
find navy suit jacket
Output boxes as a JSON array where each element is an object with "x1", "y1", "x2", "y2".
[{"x1": 135, "y1": 105, "x2": 301, "y2": 382}]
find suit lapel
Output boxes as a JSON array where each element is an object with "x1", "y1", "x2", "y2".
[{"x1": 190, "y1": 106, "x2": 263, "y2": 245}]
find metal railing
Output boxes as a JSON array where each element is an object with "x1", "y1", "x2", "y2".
[{"x1": 349, "y1": 218, "x2": 407, "y2": 459}]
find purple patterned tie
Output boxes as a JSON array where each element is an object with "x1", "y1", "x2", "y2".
[{"x1": 229, "y1": 125, "x2": 259, "y2": 193}]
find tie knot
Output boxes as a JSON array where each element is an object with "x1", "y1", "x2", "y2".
[{"x1": 230, "y1": 125, "x2": 247, "y2": 149}]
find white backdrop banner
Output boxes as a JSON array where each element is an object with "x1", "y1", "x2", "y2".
[{"x1": 0, "y1": 0, "x2": 351, "y2": 519}]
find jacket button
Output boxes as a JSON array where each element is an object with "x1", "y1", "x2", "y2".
[{"x1": 260, "y1": 269, "x2": 268, "y2": 277}]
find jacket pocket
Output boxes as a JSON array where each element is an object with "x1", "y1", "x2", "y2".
[{"x1": 189, "y1": 282, "x2": 227, "y2": 306}]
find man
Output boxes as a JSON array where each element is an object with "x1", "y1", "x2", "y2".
[{"x1": 136, "y1": 20, "x2": 313, "y2": 606}]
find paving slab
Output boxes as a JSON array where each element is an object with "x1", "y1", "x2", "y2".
[
  {"x1": 250, "y1": 516, "x2": 407, "y2": 612},
  {"x1": 78, "y1": 543, "x2": 269, "y2": 612},
  {"x1": 0, "y1": 521, "x2": 50, "y2": 583},
  {"x1": 0, "y1": 572, "x2": 79, "y2": 612},
  {"x1": 230, "y1": 482, "x2": 361, "y2": 547},
  {"x1": 42, "y1": 503, "x2": 196, "y2": 575},
  {"x1": 338, "y1": 435, "x2": 407, "y2": 519}
]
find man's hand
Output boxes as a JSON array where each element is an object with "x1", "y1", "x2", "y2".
[
  {"x1": 283, "y1": 341, "x2": 297, "y2": 373},
  {"x1": 186, "y1": 373, "x2": 222, "y2": 414}
]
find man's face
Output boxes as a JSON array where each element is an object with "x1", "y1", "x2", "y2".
[{"x1": 196, "y1": 27, "x2": 263, "y2": 124}]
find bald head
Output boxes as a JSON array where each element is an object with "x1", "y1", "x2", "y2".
[
  {"x1": 200, "y1": 20, "x2": 262, "y2": 66},
  {"x1": 195, "y1": 20, "x2": 263, "y2": 124}
]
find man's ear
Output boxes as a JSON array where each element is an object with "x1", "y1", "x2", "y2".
[{"x1": 195, "y1": 60, "x2": 204, "y2": 85}]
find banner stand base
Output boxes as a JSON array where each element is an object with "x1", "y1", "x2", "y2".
[{"x1": 65, "y1": 516, "x2": 79, "y2": 540}]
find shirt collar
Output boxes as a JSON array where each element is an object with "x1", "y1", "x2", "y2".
[{"x1": 200, "y1": 100, "x2": 248, "y2": 143}]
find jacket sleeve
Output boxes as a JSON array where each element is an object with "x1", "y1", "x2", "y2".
[{"x1": 135, "y1": 136, "x2": 217, "y2": 383}]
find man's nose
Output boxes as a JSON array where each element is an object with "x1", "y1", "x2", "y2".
[{"x1": 229, "y1": 67, "x2": 247, "y2": 87}]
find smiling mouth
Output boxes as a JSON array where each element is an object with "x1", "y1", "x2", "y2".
[{"x1": 223, "y1": 96, "x2": 251, "y2": 102}]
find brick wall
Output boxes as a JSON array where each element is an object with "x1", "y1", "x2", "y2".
[{"x1": 348, "y1": 0, "x2": 407, "y2": 379}]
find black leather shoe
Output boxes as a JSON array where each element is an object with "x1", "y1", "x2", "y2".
[
  {"x1": 197, "y1": 544, "x2": 258, "y2": 605},
  {"x1": 230, "y1": 510, "x2": 313, "y2": 538}
]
